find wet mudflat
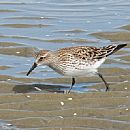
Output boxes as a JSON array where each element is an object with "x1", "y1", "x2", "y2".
[
  {"x1": 0, "y1": 0, "x2": 130, "y2": 130},
  {"x1": 0, "y1": 92, "x2": 130, "y2": 130}
]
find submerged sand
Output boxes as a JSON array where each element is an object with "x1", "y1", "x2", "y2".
[
  {"x1": 0, "y1": 66, "x2": 130, "y2": 130},
  {"x1": 91, "y1": 25, "x2": 130, "y2": 42}
]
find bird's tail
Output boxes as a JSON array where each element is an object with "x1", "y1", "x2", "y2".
[{"x1": 103, "y1": 43, "x2": 127, "y2": 57}]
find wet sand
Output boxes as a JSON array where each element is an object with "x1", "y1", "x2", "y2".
[
  {"x1": 1, "y1": 64, "x2": 130, "y2": 130},
  {"x1": 0, "y1": 92, "x2": 130, "y2": 130}
]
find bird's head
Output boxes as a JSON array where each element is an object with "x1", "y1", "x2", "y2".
[{"x1": 26, "y1": 49, "x2": 50, "y2": 76}]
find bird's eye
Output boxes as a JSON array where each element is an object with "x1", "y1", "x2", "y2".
[{"x1": 39, "y1": 57, "x2": 43, "y2": 60}]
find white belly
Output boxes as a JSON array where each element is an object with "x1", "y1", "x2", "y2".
[
  {"x1": 64, "y1": 58, "x2": 106, "y2": 77},
  {"x1": 65, "y1": 68, "x2": 97, "y2": 77}
]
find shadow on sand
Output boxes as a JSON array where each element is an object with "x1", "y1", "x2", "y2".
[{"x1": 13, "y1": 83, "x2": 68, "y2": 93}]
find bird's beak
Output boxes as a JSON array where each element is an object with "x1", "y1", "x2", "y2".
[{"x1": 26, "y1": 62, "x2": 37, "y2": 76}]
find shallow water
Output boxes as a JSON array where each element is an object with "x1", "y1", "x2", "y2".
[
  {"x1": 0, "y1": 0, "x2": 130, "y2": 92},
  {"x1": 0, "y1": 0, "x2": 130, "y2": 129}
]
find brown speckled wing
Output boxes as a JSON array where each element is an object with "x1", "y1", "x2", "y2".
[
  {"x1": 69, "y1": 45, "x2": 122, "y2": 60},
  {"x1": 71, "y1": 46, "x2": 103, "y2": 60},
  {"x1": 57, "y1": 46, "x2": 103, "y2": 61},
  {"x1": 56, "y1": 44, "x2": 126, "y2": 62},
  {"x1": 61, "y1": 46, "x2": 107, "y2": 61}
]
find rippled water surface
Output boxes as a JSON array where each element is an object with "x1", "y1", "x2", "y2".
[{"x1": 0, "y1": 0, "x2": 130, "y2": 129}]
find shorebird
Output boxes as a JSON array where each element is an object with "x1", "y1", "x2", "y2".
[{"x1": 27, "y1": 43, "x2": 127, "y2": 93}]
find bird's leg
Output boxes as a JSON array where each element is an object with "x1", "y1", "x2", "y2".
[
  {"x1": 68, "y1": 77, "x2": 75, "y2": 93},
  {"x1": 97, "y1": 72, "x2": 109, "y2": 91}
]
